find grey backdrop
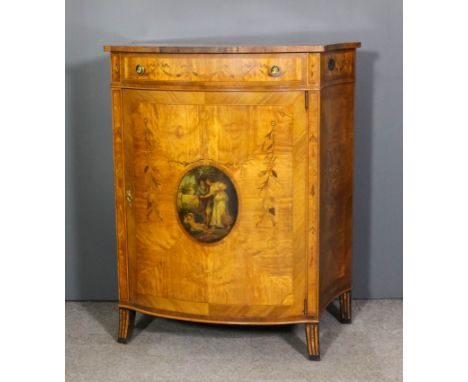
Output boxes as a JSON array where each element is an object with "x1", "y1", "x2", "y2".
[{"x1": 66, "y1": 0, "x2": 402, "y2": 300}]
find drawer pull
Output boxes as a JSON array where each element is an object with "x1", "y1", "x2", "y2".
[
  {"x1": 135, "y1": 64, "x2": 145, "y2": 75},
  {"x1": 328, "y1": 58, "x2": 336, "y2": 71},
  {"x1": 269, "y1": 65, "x2": 282, "y2": 77}
]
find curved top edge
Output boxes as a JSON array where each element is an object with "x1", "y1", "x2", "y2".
[{"x1": 103, "y1": 42, "x2": 361, "y2": 54}]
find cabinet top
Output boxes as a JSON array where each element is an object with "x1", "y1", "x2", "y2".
[{"x1": 103, "y1": 42, "x2": 361, "y2": 54}]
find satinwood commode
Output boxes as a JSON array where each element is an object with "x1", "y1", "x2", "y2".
[{"x1": 104, "y1": 41, "x2": 361, "y2": 360}]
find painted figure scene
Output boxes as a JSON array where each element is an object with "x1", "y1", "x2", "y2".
[{"x1": 176, "y1": 165, "x2": 238, "y2": 243}]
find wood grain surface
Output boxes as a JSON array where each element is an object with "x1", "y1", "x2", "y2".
[{"x1": 318, "y1": 82, "x2": 355, "y2": 314}]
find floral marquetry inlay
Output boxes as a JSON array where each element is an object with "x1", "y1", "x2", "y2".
[
  {"x1": 143, "y1": 165, "x2": 162, "y2": 222},
  {"x1": 122, "y1": 54, "x2": 305, "y2": 83},
  {"x1": 308, "y1": 54, "x2": 321, "y2": 87},
  {"x1": 111, "y1": 53, "x2": 120, "y2": 82},
  {"x1": 256, "y1": 121, "x2": 280, "y2": 227}
]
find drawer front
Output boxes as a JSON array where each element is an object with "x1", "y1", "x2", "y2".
[
  {"x1": 121, "y1": 53, "x2": 306, "y2": 85},
  {"x1": 320, "y1": 50, "x2": 355, "y2": 86},
  {"x1": 307, "y1": 51, "x2": 355, "y2": 88}
]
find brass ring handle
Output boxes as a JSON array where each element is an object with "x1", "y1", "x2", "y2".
[
  {"x1": 135, "y1": 64, "x2": 145, "y2": 75},
  {"x1": 268, "y1": 65, "x2": 282, "y2": 77}
]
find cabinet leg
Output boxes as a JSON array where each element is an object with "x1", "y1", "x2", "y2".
[
  {"x1": 117, "y1": 308, "x2": 135, "y2": 344},
  {"x1": 339, "y1": 291, "x2": 352, "y2": 323},
  {"x1": 305, "y1": 323, "x2": 320, "y2": 361}
]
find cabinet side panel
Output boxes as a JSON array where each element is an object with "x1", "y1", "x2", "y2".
[
  {"x1": 111, "y1": 89, "x2": 129, "y2": 301},
  {"x1": 319, "y1": 82, "x2": 354, "y2": 313}
]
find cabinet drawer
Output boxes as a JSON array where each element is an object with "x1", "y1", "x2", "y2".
[
  {"x1": 120, "y1": 53, "x2": 306, "y2": 86},
  {"x1": 320, "y1": 50, "x2": 355, "y2": 86}
]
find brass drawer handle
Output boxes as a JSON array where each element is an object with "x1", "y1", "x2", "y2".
[
  {"x1": 268, "y1": 65, "x2": 281, "y2": 77},
  {"x1": 135, "y1": 64, "x2": 145, "y2": 75}
]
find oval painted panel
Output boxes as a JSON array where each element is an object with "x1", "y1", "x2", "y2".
[{"x1": 176, "y1": 165, "x2": 238, "y2": 243}]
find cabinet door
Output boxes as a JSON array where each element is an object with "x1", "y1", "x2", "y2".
[{"x1": 121, "y1": 90, "x2": 307, "y2": 322}]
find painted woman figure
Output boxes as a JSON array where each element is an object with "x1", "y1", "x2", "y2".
[{"x1": 201, "y1": 177, "x2": 231, "y2": 228}]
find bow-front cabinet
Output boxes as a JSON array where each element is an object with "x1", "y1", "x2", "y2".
[{"x1": 104, "y1": 42, "x2": 360, "y2": 360}]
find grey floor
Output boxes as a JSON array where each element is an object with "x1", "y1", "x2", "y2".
[{"x1": 66, "y1": 300, "x2": 402, "y2": 382}]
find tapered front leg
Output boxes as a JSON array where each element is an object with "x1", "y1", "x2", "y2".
[
  {"x1": 305, "y1": 323, "x2": 320, "y2": 360},
  {"x1": 117, "y1": 308, "x2": 135, "y2": 343},
  {"x1": 339, "y1": 291, "x2": 352, "y2": 323}
]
